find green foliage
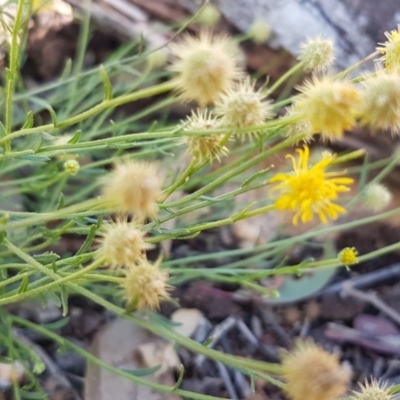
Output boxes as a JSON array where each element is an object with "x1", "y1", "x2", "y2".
[{"x1": 1, "y1": 0, "x2": 400, "y2": 399}]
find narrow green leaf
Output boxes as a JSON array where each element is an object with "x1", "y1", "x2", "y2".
[
  {"x1": 17, "y1": 274, "x2": 29, "y2": 293},
  {"x1": 41, "y1": 132, "x2": 56, "y2": 141},
  {"x1": 0, "y1": 230, "x2": 6, "y2": 243},
  {"x1": 60, "y1": 58, "x2": 72, "y2": 80},
  {"x1": 22, "y1": 111, "x2": 34, "y2": 129},
  {"x1": 16, "y1": 155, "x2": 50, "y2": 162},
  {"x1": 43, "y1": 317, "x2": 70, "y2": 331},
  {"x1": 31, "y1": 135, "x2": 43, "y2": 153},
  {"x1": 47, "y1": 105, "x2": 58, "y2": 127},
  {"x1": 56, "y1": 193, "x2": 65, "y2": 210},
  {"x1": 122, "y1": 364, "x2": 162, "y2": 377},
  {"x1": 51, "y1": 261, "x2": 58, "y2": 273},
  {"x1": 241, "y1": 168, "x2": 271, "y2": 187},
  {"x1": 202, "y1": 336, "x2": 214, "y2": 347},
  {"x1": 0, "y1": 267, "x2": 8, "y2": 280},
  {"x1": 76, "y1": 225, "x2": 97, "y2": 256},
  {"x1": 60, "y1": 285, "x2": 69, "y2": 316},
  {"x1": 43, "y1": 290, "x2": 61, "y2": 307},
  {"x1": 68, "y1": 130, "x2": 81, "y2": 144},
  {"x1": 0, "y1": 121, "x2": 6, "y2": 138},
  {"x1": 100, "y1": 64, "x2": 113, "y2": 101},
  {"x1": 96, "y1": 215, "x2": 103, "y2": 229},
  {"x1": 172, "y1": 364, "x2": 185, "y2": 390},
  {"x1": 33, "y1": 252, "x2": 60, "y2": 264}
]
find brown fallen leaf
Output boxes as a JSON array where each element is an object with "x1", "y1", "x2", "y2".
[{"x1": 85, "y1": 318, "x2": 181, "y2": 400}]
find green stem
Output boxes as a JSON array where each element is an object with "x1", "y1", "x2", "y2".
[
  {"x1": 266, "y1": 62, "x2": 304, "y2": 96},
  {"x1": 162, "y1": 159, "x2": 200, "y2": 199},
  {"x1": 4, "y1": 198, "x2": 105, "y2": 230},
  {"x1": 0, "y1": 81, "x2": 175, "y2": 147},
  {"x1": 3, "y1": 0, "x2": 26, "y2": 154},
  {"x1": 0, "y1": 238, "x2": 103, "y2": 306}
]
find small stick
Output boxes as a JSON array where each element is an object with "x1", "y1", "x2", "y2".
[
  {"x1": 342, "y1": 282, "x2": 400, "y2": 326},
  {"x1": 195, "y1": 316, "x2": 237, "y2": 367},
  {"x1": 216, "y1": 362, "x2": 239, "y2": 400},
  {"x1": 321, "y1": 263, "x2": 400, "y2": 296}
]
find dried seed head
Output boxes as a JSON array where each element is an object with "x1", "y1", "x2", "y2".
[
  {"x1": 182, "y1": 109, "x2": 228, "y2": 164},
  {"x1": 350, "y1": 378, "x2": 393, "y2": 400},
  {"x1": 363, "y1": 182, "x2": 392, "y2": 212},
  {"x1": 298, "y1": 37, "x2": 335, "y2": 72},
  {"x1": 122, "y1": 258, "x2": 172, "y2": 311},
  {"x1": 281, "y1": 339, "x2": 350, "y2": 400},
  {"x1": 294, "y1": 77, "x2": 360, "y2": 141},
  {"x1": 96, "y1": 219, "x2": 153, "y2": 269},
  {"x1": 101, "y1": 160, "x2": 162, "y2": 221},
  {"x1": 358, "y1": 72, "x2": 400, "y2": 135},
  {"x1": 170, "y1": 31, "x2": 243, "y2": 106},
  {"x1": 214, "y1": 77, "x2": 274, "y2": 137},
  {"x1": 376, "y1": 26, "x2": 400, "y2": 73},
  {"x1": 64, "y1": 159, "x2": 80, "y2": 175},
  {"x1": 338, "y1": 247, "x2": 358, "y2": 267}
]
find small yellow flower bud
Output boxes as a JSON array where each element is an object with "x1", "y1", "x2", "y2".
[
  {"x1": 281, "y1": 339, "x2": 350, "y2": 400},
  {"x1": 214, "y1": 77, "x2": 274, "y2": 137},
  {"x1": 249, "y1": 20, "x2": 271, "y2": 44},
  {"x1": 294, "y1": 77, "x2": 360, "y2": 141},
  {"x1": 170, "y1": 31, "x2": 243, "y2": 106},
  {"x1": 96, "y1": 219, "x2": 153, "y2": 269},
  {"x1": 350, "y1": 378, "x2": 393, "y2": 400},
  {"x1": 376, "y1": 26, "x2": 400, "y2": 73},
  {"x1": 363, "y1": 182, "x2": 392, "y2": 212},
  {"x1": 64, "y1": 159, "x2": 80, "y2": 175},
  {"x1": 101, "y1": 160, "x2": 162, "y2": 221},
  {"x1": 122, "y1": 258, "x2": 172, "y2": 311},
  {"x1": 338, "y1": 247, "x2": 358, "y2": 267},
  {"x1": 358, "y1": 72, "x2": 400, "y2": 135},
  {"x1": 182, "y1": 109, "x2": 228, "y2": 164},
  {"x1": 195, "y1": 4, "x2": 220, "y2": 27},
  {"x1": 298, "y1": 37, "x2": 334, "y2": 72}
]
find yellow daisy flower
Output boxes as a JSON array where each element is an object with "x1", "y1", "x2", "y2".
[{"x1": 269, "y1": 146, "x2": 353, "y2": 225}]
